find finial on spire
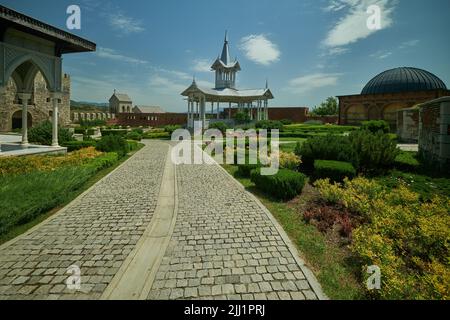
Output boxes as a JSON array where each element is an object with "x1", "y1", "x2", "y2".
[
  {"x1": 265, "y1": 79, "x2": 269, "y2": 89},
  {"x1": 224, "y1": 30, "x2": 228, "y2": 43},
  {"x1": 192, "y1": 75, "x2": 197, "y2": 85},
  {"x1": 114, "y1": 89, "x2": 117, "y2": 94}
]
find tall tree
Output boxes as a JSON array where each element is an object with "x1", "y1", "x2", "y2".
[{"x1": 310, "y1": 97, "x2": 338, "y2": 116}]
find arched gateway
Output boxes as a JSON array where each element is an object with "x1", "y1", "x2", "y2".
[{"x1": 0, "y1": 5, "x2": 95, "y2": 147}]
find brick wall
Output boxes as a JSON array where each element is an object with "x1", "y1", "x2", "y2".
[{"x1": 115, "y1": 113, "x2": 187, "y2": 127}]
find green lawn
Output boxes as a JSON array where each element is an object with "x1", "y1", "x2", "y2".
[{"x1": 222, "y1": 164, "x2": 365, "y2": 300}]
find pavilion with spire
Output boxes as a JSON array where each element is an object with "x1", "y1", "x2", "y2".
[{"x1": 181, "y1": 32, "x2": 274, "y2": 129}]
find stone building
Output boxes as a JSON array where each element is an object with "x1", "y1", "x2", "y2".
[
  {"x1": 418, "y1": 96, "x2": 450, "y2": 171},
  {"x1": 338, "y1": 67, "x2": 450, "y2": 130},
  {"x1": 109, "y1": 91, "x2": 133, "y2": 114},
  {"x1": 1, "y1": 72, "x2": 70, "y2": 132},
  {"x1": 0, "y1": 5, "x2": 95, "y2": 147}
]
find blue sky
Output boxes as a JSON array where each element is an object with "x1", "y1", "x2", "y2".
[{"x1": 2, "y1": 0, "x2": 450, "y2": 112}]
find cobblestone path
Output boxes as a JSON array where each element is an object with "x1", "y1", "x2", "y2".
[
  {"x1": 147, "y1": 153, "x2": 325, "y2": 300},
  {"x1": 0, "y1": 141, "x2": 168, "y2": 300},
  {"x1": 0, "y1": 141, "x2": 325, "y2": 300}
]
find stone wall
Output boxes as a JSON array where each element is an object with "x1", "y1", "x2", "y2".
[
  {"x1": 72, "y1": 112, "x2": 115, "y2": 122},
  {"x1": 0, "y1": 72, "x2": 70, "y2": 132},
  {"x1": 418, "y1": 96, "x2": 450, "y2": 171},
  {"x1": 397, "y1": 108, "x2": 420, "y2": 142}
]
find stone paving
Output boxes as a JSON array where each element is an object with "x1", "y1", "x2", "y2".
[
  {"x1": 147, "y1": 158, "x2": 321, "y2": 300},
  {"x1": 0, "y1": 141, "x2": 168, "y2": 300},
  {"x1": 0, "y1": 140, "x2": 324, "y2": 300}
]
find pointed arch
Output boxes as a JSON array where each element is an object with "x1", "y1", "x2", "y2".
[{"x1": 4, "y1": 54, "x2": 55, "y2": 92}]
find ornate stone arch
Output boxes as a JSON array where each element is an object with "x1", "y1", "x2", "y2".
[{"x1": 4, "y1": 53, "x2": 55, "y2": 92}]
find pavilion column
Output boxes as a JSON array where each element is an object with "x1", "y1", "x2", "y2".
[
  {"x1": 217, "y1": 102, "x2": 220, "y2": 119},
  {"x1": 50, "y1": 92, "x2": 62, "y2": 147},
  {"x1": 196, "y1": 101, "x2": 199, "y2": 120},
  {"x1": 201, "y1": 95, "x2": 206, "y2": 129},
  {"x1": 265, "y1": 99, "x2": 269, "y2": 120},
  {"x1": 187, "y1": 97, "x2": 191, "y2": 128},
  {"x1": 229, "y1": 102, "x2": 232, "y2": 119},
  {"x1": 18, "y1": 93, "x2": 32, "y2": 146},
  {"x1": 211, "y1": 102, "x2": 214, "y2": 119}
]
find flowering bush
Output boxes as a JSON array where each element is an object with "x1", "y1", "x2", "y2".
[
  {"x1": 279, "y1": 151, "x2": 302, "y2": 170},
  {"x1": 0, "y1": 147, "x2": 102, "y2": 176},
  {"x1": 313, "y1": 177, "x2": 450, "y2": 299}
]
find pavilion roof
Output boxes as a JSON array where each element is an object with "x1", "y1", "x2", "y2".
[
  {"x1": 0, "y1": 5, "x2": 96, "y2": 54},
  {"x1": 181, "y1": 84, "x2": 274, "y2": 101}
]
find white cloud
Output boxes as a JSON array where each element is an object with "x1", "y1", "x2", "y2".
[
  {"x1": 192, "y1": 59, "x2": 212, "y2": 73},
  {"x1": 96, "y1": 47, "x2": 148, "y2": 64},
  {"x1": 370, "y1": 50, "x2": 393, "y2": 59},
  {"x1": 239, "y1": 34, "x2": 281, "y2": 66},
  {"x1": 399, "y1": 39, "x2": 420, "y2": 49},
  {"x1": 287, "y1": 73, "x2": 342, "y2": 94},
  {"x1": 323, "y1": 0, "x2": 396, "y2": 48},
  {"x1": 108, "y1": 13, "x2": 145, "y2": 34},
  {"x1": 149, "y1": 75, "x2": 186, "y2": 95}
]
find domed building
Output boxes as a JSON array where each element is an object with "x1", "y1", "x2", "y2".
[{"x1": 338, "y1": 67, "x2": 450, "y2": 129}]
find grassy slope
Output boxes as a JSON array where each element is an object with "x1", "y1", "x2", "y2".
[{"x1": 223, "y1": 164, "x2": 364, "y2": 300}]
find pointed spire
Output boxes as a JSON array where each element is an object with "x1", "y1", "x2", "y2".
[
  {"x1": 265, "y1": 79, "x2": 269, "y2": 89},
  {"x1": 192, "y1": 75, "x2": 197, "y2": 86},
  {"x1": 220, "y1": 30, "x2": 231, "y2": 65}
]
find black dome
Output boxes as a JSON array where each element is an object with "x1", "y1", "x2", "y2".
[{"x1": 361, "y1": 67, "x2": 447, "y2": 95}]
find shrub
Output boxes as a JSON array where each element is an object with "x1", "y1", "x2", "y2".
[
  {"x1": 84, "y1": 152, "x2": 119, "y2": 171},
  {"x1": 132, "y1": 128, "x2": 144, "y2": 134},
  {"x1": 349, "y1": 130, "x2": 399, "y2": 173},
  {"x1": 250, "y1": 168, "x2": 306, "y2": 200},
  {"x1": 127, "y1": 140, "x2": 140, "y2": 152},
  {"x1": 164, "y1": 125, "x2": 182, "y2": 135},
  {"x1": 314, "y1": 160, "x2": 356, "y2": 182},
  {"x1": 78, "y1": 119, "x2": 106, "y2": 127},
  {"x1": 280, "y1": 119, "x2": 293, "y2": 125},
  {"x1": 142, "y1": 132, "x2": 170, "y2": 139},
  {"x1": 394, "y1": 151, "x2": 420, "y2": 172},
  {"x1": 0, "y1": 147, "x2": 102, "y2": 176},
  {"x1": 234, "y1": 111, "x2": 251, "y2": 124},
  {"x1": 62, "y1": 140, "x2": 97, "y2": 152},
  {"x1": 279, "y1": 151, "x2": 302, "y2": 170},
  {"x1": 28, "y1": 121, "x2": 74, "y2": 146},
  {"x1": 314, "y1": 177, "x2": 450, "y2": 299},
  {"x1": 255, "y1": 120, "x2": 284, "y2": 131},
  {"x1": 100, "y1": 129, "x2": 128, "y2": 137},
  {"x1": 126, "y1": 131, "x2": 142, "y2": 141},
  {"x1": 295, "y1": 135, "x2": 358, "y2": 168},
  {"x1": 209, "y1": 122, "x2": 228, "y2": 133},
  {"x1": 236, "y1": 164, "x2": 260, "y2": 178},
  {"x1": 361, "y1": 120, "x2": 390, "y2": 134},
  {"x1": 96, "y1": 135, "x2": 129, "y2": 158}
]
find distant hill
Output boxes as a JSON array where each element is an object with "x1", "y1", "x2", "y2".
[{"x1": 70, "y1": 100, "x2": 109, "y2": 112}]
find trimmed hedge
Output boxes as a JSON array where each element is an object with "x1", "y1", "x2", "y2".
[
  {"x1": 314, "y1": 160, "x2": 356, "y2": 182},
  {"x1": 361, "y1": 120, "x2": 390, "y2": 134},
  {"x1": 236, "y1": 164, "x2": 260, "y2": 178},
  {"x1": 96, "y1": 135, "x2": 129, "y2": 158},
  {"x1": 394, "y1": 151, "x2": 420, "y2": 172},
  {"x1": 28, "y1": 120, "x2": 74, "y2": 146},
  {"x1": 250, "y1": 168, "x2": 306, "y2": 200},
  {"x1": 62, "y1": 141, "x2": 97, "y2": 152},
  {"x1": 101, "y1": 129, "x2": 128, "y2": 137}
]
